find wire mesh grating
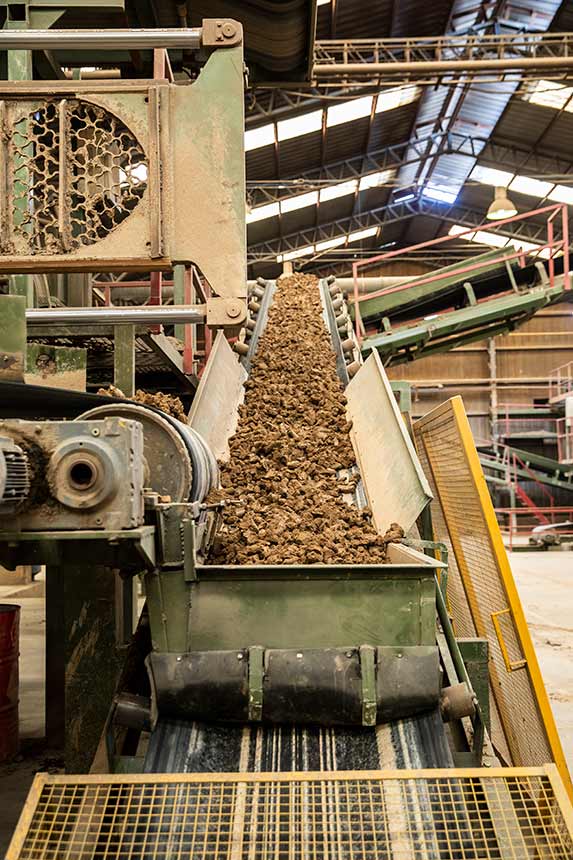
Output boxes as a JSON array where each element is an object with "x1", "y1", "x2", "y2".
[
  {"x1": 7, "y1": 767, "x2": 573, "y2": 860},
  {"x1": 414, "y1": 397, "x2": 570, "y2": 795}
]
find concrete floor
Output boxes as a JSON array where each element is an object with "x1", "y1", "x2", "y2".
[
  {"x1": 0, "y1": 551, "x2": 571, "y2": 854},
  {"x1": 511, "y1": 551, "x2": 573, "y2": 775}
]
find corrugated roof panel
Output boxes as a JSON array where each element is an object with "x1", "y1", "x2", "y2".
[
  {"x1": 329, "y1": 0, "x2": 393, "y2": 38},
  {"x1": 316, "y1": 195, "x2": 356, "y2": 223},
  {"x1": 390, "y1": 0, "x2": 453, "y2": 37},
  {"x1": 367, "y1": 103, "x2": 418, "y2": 151},
  {"x1": 278, "y1": 130, "x2": 324, "y2": 175},
  {"x1": 493, "y1": 100, "x2": 573, "y2": 160},
  {"x1": 246, "y1": 145, "x2": 276, "y2": 181},
  {"x1": 324, "y1": 116, "x2": 371, "y2": 163}
]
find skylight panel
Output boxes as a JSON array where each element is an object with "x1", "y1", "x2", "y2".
[
  {"x1": 348, "y1": 226, "x2": 379, "y2": 243},
  {"x1": 277, "y1": 109, "x2": 323, "y2": 142},
  {"x1": 421, "y1": 184, "x2": 458, "y2": 204},
  {"x1": 448, "y1": 224, "x2": 476, "y2": 239},
  {"x1": 327, "y1": 95, "x2": 373, "y2": 128},
  {"x1": 509, "y1": 175, "x2": 554, "y2": 198},
  {"x1": 246, "y1": 202, "x2": 280, "y2": 224},
  {"x1": 470, "y1": 165, "x2": 515, "y2": 187},
  {"x1": 277, "y1": 244, "x2": 316, "y2": 263},
  {"x1": 449, "y1": 224, "x2": 545, "y2": 257},
  {"x1": 319, "y1": 180, "x2": 358, "y2": 202},
  {"x1": 510, "y1": 239, "x2": 540, "y2": 254},
  {"x1": 359, "y1": 169, "x2": 394, "y2": 190},
  {"x1": 376, "y1": 85, "x2": 419, "y2": 113},
  {"x1": 280, "y1": 191, "x2": 319, "y2": 213},
  {"x1": 548, "y1": 184, "x2": 573, "y2": 205},
  {"x1": 522, "y1": 79, "x2": 573, "y2": 112},
  {"x1": 315, "y1": 235, "x2": 348, "y2": 251},
  {"x1": 245, "y1": 124, "x2": 275, "y2": 152},
  {"x1": 472, "y1": 230, "x2": 510, "y2": 248}
]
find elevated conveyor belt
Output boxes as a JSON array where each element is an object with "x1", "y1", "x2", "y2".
[{"x1": 142, "y1": 275, "x2": 452, "y2": 777}]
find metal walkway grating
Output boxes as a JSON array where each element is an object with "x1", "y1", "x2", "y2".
[{"x1": 7, "y1": 766, "x2": 573, "y2": 859}]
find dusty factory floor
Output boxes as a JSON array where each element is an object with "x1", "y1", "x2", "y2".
[{"x1": 0, "y1": 552, "x2": 571, "y2": 855}]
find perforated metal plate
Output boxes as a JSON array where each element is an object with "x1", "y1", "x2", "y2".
[
  {"x1": 414, "y1": 397, "x2": 571, "y2": 798},
  {"x1": 7, "y1": 767, "x2": 573, "y2": 860}
]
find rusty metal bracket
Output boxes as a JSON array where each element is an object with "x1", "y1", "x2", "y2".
[
  {"x1": 491, "y1": 608, "x2": 528, "y2": 672},
  {"x1": 201, "y1": 19, "x2": 243, "y2": 49}
]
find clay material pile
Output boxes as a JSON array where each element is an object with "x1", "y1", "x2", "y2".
[
  {"x1": 97, "y1": 386, "x2": 187, "y2": 422},
  {"x1": 210, "y1": 273, "x2": 402, "y2": 565}
]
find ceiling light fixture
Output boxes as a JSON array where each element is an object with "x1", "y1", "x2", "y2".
[{"x1": 486, "y1": 186, "x2": 517, "y2": 221}]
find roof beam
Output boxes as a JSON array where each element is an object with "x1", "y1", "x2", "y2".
[
  {"x1": 312, "y1": 32, "x2": 573, "y2": 84},
  {"x1": 248, "y1": 131, "x2": 485, "y2": 207},
  {"x1": 247, "y1": 197, "x2": 556, "y2": 264},
  {"x1": 247, "y1": 133, "x2": 573, "y2": 216}
]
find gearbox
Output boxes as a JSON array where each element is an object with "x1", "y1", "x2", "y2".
[{"x1": 0, "y1": 418, "x2": 145, "y2": 531}]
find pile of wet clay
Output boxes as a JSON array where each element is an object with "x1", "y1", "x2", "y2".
[
  {"x1": 209, "y1": 273, "x2": 403, "y2": 565},
  {"x1": 97, "y1": 386, "x2": 187, "y2": 422}
]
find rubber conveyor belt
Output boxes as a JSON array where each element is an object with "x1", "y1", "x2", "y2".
[{"x1": 144, "y1": 712, "x2": 453, "y2": 774}]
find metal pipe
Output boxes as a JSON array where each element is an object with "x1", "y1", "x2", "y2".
[
  {"x1": 108, "y1": 277, "x2": 415, "y2": 303},
  {"x1": 63, "y1": 69, "x2": 122, "y2": 80},
  {"x1": 334, "y1": 276, "x2": 415, "y2": 294},
  {"x1": 0, "y1": 28, "x2": 203, "y2": 51},
  {"x1": 314, "y1": 56, "x2": 573, "y2": 77},
  {"x1": 26, "y1": 305, "x2": 205, "y2": 326}
]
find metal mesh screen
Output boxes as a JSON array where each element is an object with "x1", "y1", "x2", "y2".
[
  {"x1": 8, "y1": 768, "x2": 573, "y2": 860},
  {"x1": 415, "y1": 422, "x2": 512, "y2": 767},
  {"x1": 414, "y1": 398, "x2": 570, "y2": 792},
  {"x1": 5, "y1": 98, "x2": 146, "y2": 255}
]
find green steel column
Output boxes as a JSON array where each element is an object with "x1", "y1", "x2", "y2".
[
  {"x1": 4, "y1": 3, "x2": 33, "y2": 305},
  {"x1": 114, "y1": 324, "x2": 136, "y2": 397},
  {"x1": 46, "y1": 565, "x2": 123, "y2": 772},
  {"x1": 173, "y1": 264, "x2": 186, "y2": 342}
]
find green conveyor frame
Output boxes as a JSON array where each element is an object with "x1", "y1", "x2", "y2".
[{"x1": 362, "y1": 282, "x2": 565, "y2": 367}]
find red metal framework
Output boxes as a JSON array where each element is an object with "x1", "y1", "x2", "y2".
[
  {"x1": 557, "y1": 417, "x2": 573, "y2": 465},
  {"x1": 496, "y1": 506, "x2": 573, "y2": 551},
  {"x1": 351, "y1": 204, "x2": 570, "y2": 343},
  {"x1": 98, "y1": 264, "x2": 212, "y2": 378},
  {"x1": 493, "y1": 410, "x2": 558, "y2": 440},
  {"x1": 549, "y1": 360, "x2": 573, "y2": 403}
]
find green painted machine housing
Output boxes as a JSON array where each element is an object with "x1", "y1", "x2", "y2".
[
  {"x1": 144, "y1": 543, "x2": 443, "y2": 655},
  {"x1": 143, "y1": 544, "x2": 443, "y2": 728},
  {"x1": 187, "y1": 567, "x2": 436, "y2": 651},
  {"x1": 0, "y1": 294, "x2": 26, "y2": 379}
]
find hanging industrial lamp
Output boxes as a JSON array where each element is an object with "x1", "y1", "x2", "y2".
[{"x1": 486, "y1": 186, "x2": 517, "y2": 220}]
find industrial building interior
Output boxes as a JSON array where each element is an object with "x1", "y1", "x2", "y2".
[{"x1": 1, "y1": 0, "x2": 573, "y2": 857}]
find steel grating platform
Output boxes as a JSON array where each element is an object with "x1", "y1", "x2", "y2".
[{"x1": 7, "y1": 766, "x2": 573, "y2": 860}]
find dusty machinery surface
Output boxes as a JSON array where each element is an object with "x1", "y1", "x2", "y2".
[
  {"x1": 3, "y1": 274, "x2": 573, "y2": 859},
  {"x1": 0, "y1": 21, "x2": 247, "y2": 332}
]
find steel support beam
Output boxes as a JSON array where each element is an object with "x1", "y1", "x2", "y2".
[
  {"x1": 247, "y1": 133, "x2": 573, "y2": 220},
  {"x1": 247, "y1": 198, "x2": 555, "y2": 265},
  {"x1": 313, "y1": 33, "x2": 573, "y2": 83}
]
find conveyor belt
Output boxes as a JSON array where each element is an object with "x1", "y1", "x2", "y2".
[
  {"x1": 0, "y1": 380, "x2": 118, "y2": 418},
  {"x1": 144, "y1": 711, "x2": 453, "y2": 774}
]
